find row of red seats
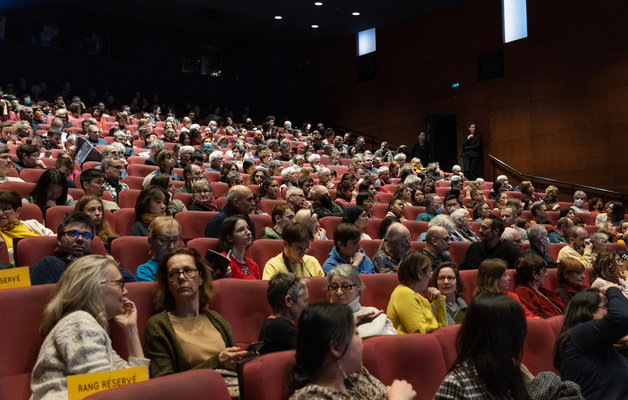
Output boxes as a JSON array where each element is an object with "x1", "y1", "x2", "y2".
[{"x1": 0, "y1": 272, "x2": 570, "y2": 400}]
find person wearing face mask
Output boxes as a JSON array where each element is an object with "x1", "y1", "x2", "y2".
[
  {"x1": 570, "y1": 190, "x2": 589, "y2": 214},
  {"x1": 514, "y1": 254, "x2": 564, "y2": 318},
  {"x1": 422, "y1": 226, "x2": 452, "y2": 268},
  {"x1": 523, "y1": 224, "x2": 557, "y2": 269},
  {"x1": 444, "y1": 195, "x2": 461, "y2": 216},
  {"x1": 416, "y1": 193, "x2": 442, "y2": 222},
  {"x1": 311, "y1": 185, "x2": 345, "y2": 219},
  {"x1": 557, "y1": 226, "x2": 594, "y2": 268}
]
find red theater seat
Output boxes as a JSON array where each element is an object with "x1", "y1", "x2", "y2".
[
  {"x1": 403, "y1": 205, "x2": 425, "y2": 221},
  {"x1": 371, "y1": 203, "x2": 389, "y2": 218},
  {"x1": 362, "y1": 334, "x2": 448, "y2": 400},
  {"x1": 127, "y1": 164, "x2": 159, "y2": 177},
  {"x1": 113, "y1": 208, "x2": 137, "y2": 236},
  {"x1": 85, "y1": 369, "x2": 230, "y2": 400},
  {"x1": 173, "y1": 192, "x2": 193, "y2": 207},
  {"x1": 209, "y1": 279, "x2": 271, "y2": 348},
  {"x1": 19, "y1": 168, "x2": 45, "y2": 183},
  {"x1": 360, "y1": 273, "x2": 399, "y2": 311},
  {"x1": 360, "y1": 239, "x2": 383, "y2": 259},
  {"x1": 309, "y1": 240, "x2": 334, "y2": 264},
  {"x1": 110, "y1": 236, "x2": 151, "y2": 275},
  {"x1": 0, "y1": 284, "x2": 56, "y2": 400},
  {"x1": 46, "y1": 205, "x2": 114, "y2": 233},
  {"x1": 522, "y1": 318, "x2": 559, "y2": 375},
  {"x1": 401, "y1": 220, "x2": 428, "y2": 241},
  {"x1": 247, "y1": 239, "x2": 285, "y2": 273},
  {"x1": 363, "y1": 218, "x2": 382, "y2": 240},
  {"x1": 20, "y1": 203, "x2": 44, "y2": 224},
  {"x1": 241, "y1": 351, "x2": 296, "y2": 400},
  {"x1": 250, "y1": 213, "x2": 273, "y2": 235},
  {"x1": 458, "y1": 269, "x2": 478, "y2": 304},
  {"x1": 174, "y1": 211, "x2": 218, "y2": 239},
  {"x1": 186, "y1": 238, "x2": 219, "y2": 256},
  {"x1": 432, "y1": 323, "x2": 461, "y2": 369},
  {"x1": 449, "y1": 241, "x2": 471, "y2": 266},
  {"x1": 16, "y1": 236, "x2": 106, "y2": 268},
  {"x1": 118, "y1": 189, "x2": 141, "y2": 209},
  {"x1": 121, "y1": 175, "x2": 145, "y2": 190},
  {"x1": 210, "y1": 182, "x2": 229, "y2": 198},
  {"x1": 0, "y1": 181, "x2": 36, "y2": 197},
  {"x1": 318, "y1": 216, "x2": 342, "y2": 237}
]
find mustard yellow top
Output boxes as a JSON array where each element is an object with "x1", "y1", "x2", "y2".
[{"x1": 386, "y1": 284, "x2": 447, "y2": 334}]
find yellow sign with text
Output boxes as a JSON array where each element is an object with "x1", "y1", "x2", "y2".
[
  {"x1": 67, "y1": 365, "x2": 149, "y2": 400},
  {"x1": 0, "y1": 266, "x2": 30, "y2": 289}
]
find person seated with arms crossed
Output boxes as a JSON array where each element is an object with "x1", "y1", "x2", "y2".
[
  {"x1": 387, "y1": 250, "x2": 448, "y2": 333},
  {"x1": 259, "y1": 203, "x2": 295, "y2": 239},
  {"x1": 30, "y1": 255, "x2": 149, "y2": 400},
  {"x1": 322, "y1": 223, "x2": 376, "y2": 274},
  {"x1": 258, "y1": 272, "x2": 308, "y2": 354},
  {"x1": 262, "y1": 222, "x2": 324, "y2": 279},
  {"x1": 328, "y1": 264, "x2": 397, "y2": 337},
  {"x1": 288, "y1": 302, "x2": 415, "y2": 400},
  {"x1": 136, "y1": 216, "x2": 182, "y2": 281}
]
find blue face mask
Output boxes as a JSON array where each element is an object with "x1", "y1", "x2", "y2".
[
  {"x1": 545, "y1": 237, "x2": 550, "y2": 248},
  {"x1": 211, "y1": 126, "x2": 217, "y2": 131},
  {"x1": 436, "y1": 205, "x2": 444, "y2": 214},
  {"x1": 203, "y1": 142, "x2": 212, "y2": 149},
  {"x1": 25, "y1": 98, "x2": 31, "y2": 105}
]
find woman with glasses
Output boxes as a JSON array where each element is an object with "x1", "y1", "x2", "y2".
[
  {"x1": 188, "y1": 179, "x2": 219, "y2": 212},
  {"x1": 216, "y1": 215, "x2": 260, "y2": 280},
  {"x1": 129, "y1": 186, "x2": 168, "y2": 236},
  {"x1": 387, "y1": 250, "x2": 448, "y2": 333},
  {"x1": 74, "y1": 195, "x2": 118, "y2": 249},
  {"x1": 136, "y1": 216, "x2": 182, "y2": 282},
  {"x1": 328, "y1": 264, "x2": 397, "y2": 337},
  {"x1": 0, "y1": 189, "x2": 54, "y2": 264},
  {"x1": 144, "y1": 247, "x2": 250, "y2": 389},
  {"x1": 30, "y1": 255, "x2": 148, "y2": 400},
  {"x1": 258, "y1": 272, "x2": 308, "y2": 354},
  {"x1": 429, "y1": 262, "x2": 467, "y2": 324}
]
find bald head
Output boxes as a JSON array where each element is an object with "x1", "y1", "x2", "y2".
[
  {"x1": 310, "y1": 185, "x2": 329, "y2": 202},
  {"x1": 501, "y1": 227, "x2": 522, "y2": 251},
  {"x1": 386, "y1": 222, "x2": 411, "y2": 259},
  {"x1": 227, "y1": 185, "x2": 254, "y2": 214}
]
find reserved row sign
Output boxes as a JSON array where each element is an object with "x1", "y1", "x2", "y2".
[
  {"x1": 0, "y1": 266, "x2": 30, "y2": 289},
  {"x1": 67, "y1": 366, "x2": 149, "y2": 399}
]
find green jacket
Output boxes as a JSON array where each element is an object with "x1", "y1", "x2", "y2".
[{"x1": 143, "y1": 309, "x2": 235, "y2": 378}]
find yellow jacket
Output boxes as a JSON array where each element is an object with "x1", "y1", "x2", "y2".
[
  {"x1": 262, "y1": 253, "x2": 324, "y2": 280},
  {"x1": 386, "y1": 284, "x2": 447, "y2": 334}
]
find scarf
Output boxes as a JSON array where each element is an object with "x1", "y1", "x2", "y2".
[
  {"x1": 0, "y1": 221, "x2": 38, "y2": 249},
  {"x1": 194, "y1": 201, "x2": 219, "y2": 212},
  {"x1": 141, "y1": 213, "x2": 165, "y2": 224}
]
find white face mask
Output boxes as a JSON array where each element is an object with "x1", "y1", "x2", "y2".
[
  {"x1": 447, "y1": 206, "x2": 459, "y2": 214},
  {"x1": 574, "y1": 199, "x2": 584, "y2": 208}
]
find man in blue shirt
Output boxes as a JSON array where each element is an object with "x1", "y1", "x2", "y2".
[
  {"x1": 86, "y1": 124, "x2": 108, "y2": 146},
  {"x1": 416, "y1": 193, "x2": 442, "y2": 222},
  {"x1": 323, "y1": 223, "x2": 375, "y2": 274}
]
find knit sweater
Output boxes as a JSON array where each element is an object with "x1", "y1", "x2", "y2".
[
  {"x1": 30, "y1": 311, "x2": 149, "y2": 400},
  {"x1": 143, "y1": 309, "x2": 235, "y2": 378}
]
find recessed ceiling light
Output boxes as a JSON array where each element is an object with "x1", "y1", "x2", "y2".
[
  {"x1": 352, "y1": 11, "x2": 360, "y2": 16},
  {"x1": 274, "y1": 15, "x2": 283, "y2": 20},
  {"x1": 311, "y1": 24, "x2": 319, "y2": 29},
  {"x1": 314, "y1": 2, "x2": 323, "y2": 6}
]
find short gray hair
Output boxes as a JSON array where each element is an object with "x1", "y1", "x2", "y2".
[
  {"x1": 394, "y1": 153, "x2": 406, "y2": 162},
  {"x1": 378, "y1": 166, "x2": 389, "y2": 175},
  {"x1": 404, "y1": 175, "x2": 421, "y2": 187},
  {"x1": 327, "y1": 264, "x2": 365, "y2": 296},
  {"x1": 450, "y1": 208, "x2": 470, "y2": 224},
  {"x1": 281, "y1": 166, "x2": 297, "y2": 178},
  {"x1": 573, "y1": 190, "x2": 586, "y2": 200},
  {"x1": 179, "y1": 145, "x2": 195, "y2": 155},
  {"x1": 428, "y1": 214, "x2": 455, "y2": 231},
  {"x1": 590, "y1": 232, "x2": 608, "y2": 244},
  {"x1": 208, "y1": 151, "x2": 223, "y2": 163},
  {"x1": 149, "y1": 139, "x2": 165, "y2": 151},
  {"x1": 308, "y1": 154, "x2": 321, "y2": 163},
  {"x1": 527, "y1": 224, "x2": 547, "y2": 244}
]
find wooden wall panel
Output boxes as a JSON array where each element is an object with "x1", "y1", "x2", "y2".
[{"x1": 298, "y1": 0, "x2": 628, "y2": 194}]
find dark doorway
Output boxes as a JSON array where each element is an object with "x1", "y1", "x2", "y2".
[{"x1": 426, "y1": 114, "x2": 457, "y2": 172}]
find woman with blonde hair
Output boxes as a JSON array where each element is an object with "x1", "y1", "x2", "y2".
[
  {"x1": 473, "y1": 258, "x2": 534, "y2": 317},
  {"x1": 294, "y1": 209, "x2": 327, "y2": 240},
  {"x1": 74, "y1": 195, "x2": 118, "y2": 248},
  {"x1": 136, "y1": 216, "x2": 182, "y2": 281},
  {"x1": 30, "y1": 255, "x2": 148, "y2": 399}
]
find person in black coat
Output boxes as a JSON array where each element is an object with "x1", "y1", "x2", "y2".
[
  {"x1": 461, "y1": 122, "x2": 481, "y2": 180},
  {"x1": 410, "y1": 131, "x2": 431, "y2": 165}
]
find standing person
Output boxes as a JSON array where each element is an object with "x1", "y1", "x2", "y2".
[
  {"x1": 30, "y1": 255, "x2": 149, "y2": 399},
  {"x1": 410, "y1": 131, "x2": 431, "y2": 165},
  {"x1": 461, "y1": 122, "x2": 481, "y2": 180}
]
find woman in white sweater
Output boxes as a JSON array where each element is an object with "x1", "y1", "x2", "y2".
[{"x1": 30, "y1": 255, "x2": 149, "y2": 400}]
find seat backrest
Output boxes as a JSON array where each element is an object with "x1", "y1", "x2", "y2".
[
  {"x1": 186, "y1": 237, "x2": 220, "y2": 255},
  {"x1": 241, "y1": 351, "x2": 296, "y2": 400},
  {"x1": 18, "y1": 168, "x2": 45, "y2": 183},
  {"x1": 20, "y1": 202, "x2": 43, "y2": 223},
  {"x1": 250, "y1": 213, "x2": 273, "y2": 236},
  {"x1": 309, "y1": 240, "x2": 334, "y2": 265},
  {"x1": 174, "y1": 210, "x2": 218, "y2": 239},
  {"x1": 121, "y1": 175, "x2": 145, "y2": 190},
  {"x1": 305, "y1": 276, "x2": 329, "y2": 303},
  {"x1": 113, "y1": 208, "x2": 138, "y2": 236},
  {"x1": 44, "y1": 205, "x2": 74, "y2": 232},
  {"x1": 360, "y1": 273, "x2": 399, "y2": 311},
  {"x1": 360, "y1": 239, "x2": 383, "y2": 259},
  {"x1": 458, "y1": 269, "x2": 478, "y2": 304},
  {"x1": 173, "y1": 192, "x2": 193, "y2": 207},
  {"x1": 432, "y1": 323, "x2": 461, "y2": 369},
  {"x1": 209, "y1": 279, "x2": 271, "y2": 347},
  {"x1": 547, "y1": 243, "x2": 567, "y2": 261},
  {"x1": 110, "y1": 236, "x2": 151, "y2": 274},
  {"x1": 118, "y1": 189, "x2": 141, "y2": 208},
  {"x1": 0, "y1": 181, "x2": 36, "y2": 197},
  {"x1": 363, "y1": 218, "x2": 382, "y2": 240},
  {"x1": 374, "y1": 192, "x2": 394, "y2": 204},
  {"x1": 127, "y1": 164, "x2": 159, "y2": 177},
  {"x1": 0, "y1": 284, "x2": 56, "y2": 400},
  {"x1": 318, "y1": 216, "x2": 342, "y2": 238},
  {"x1": 16, "y1": 236, "x2": 106, "y2": 268},
  {"x1": 401, "y1": 220, "x2": 428, "y2": 241},
  {"x1": 85, "y1": 369, "x2": 230, "y2": 400},
  {"x1": 546, "y1": 315, "x2": 564, "y2": 337},
  {"x1": 403, "y1": 205, "x2": 425, "y2": 221},
  {"x1": 362, "y1": 333, "x2": 448, "y2": 400},
  {"x1": 246, "y1": 239, "x2": 285, "y2": 273},
  {"x1": 210, "y1": 182, "x2": 229, "y2": 198},
  {"x1": 449, "y1": 241, "x2": 471, "y2": 266},
  {"x1": 522, "y1": 318, "x2": 559, "y2": 375},
  {"x1": 371, "y1": 203, "x2": 389, "y2": 218}
]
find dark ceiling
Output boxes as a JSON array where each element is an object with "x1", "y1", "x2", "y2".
[{"x1": 5, "y1": 0, "x2": 473, "y2": 48}]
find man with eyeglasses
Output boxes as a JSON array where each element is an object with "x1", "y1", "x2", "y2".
[
  {"x1": 422, "y1": 226, "x2": 452, "y2": 269},
  {"x1": 102, "y1": 156, "x2": 129, "y2": 203},
  {"x1": 262, "y1": 222, "x2": 324, "y2": 279},
  {"x1": 31, "y1": 213, "x2": 134, "y2": 285},
  {"x1": 175, "y1": 163, "x2": 203, "y2": 194},
  {"x1": 86, "y1": 124, "x2": 108, "y2": 146},
  {"x1": 286, "y1": 187, "x2": 311, "y2": 213}
]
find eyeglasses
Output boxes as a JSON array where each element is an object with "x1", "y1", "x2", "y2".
[
  {"x1": 63, "y1": 230, "x2": 94, "y2": 240},
  {"x1": 328, "y1": 284, "x2": 355, "y2": 292},
  {"x1": 156, "y1": 235, "x2": 181, "y2": 246},
  {"x1": 0, "y1": 205, "x2": 14, "y2": 213},
  {"x1": 167, "y1": 267, "x2": 198, "y2": 282},
  {"x1": 107, "y1": 165, "x2": 124, "y2": 170},
  {"x1": 436, "y1": 276, "x2": 456, "y2": 282},
  {"x1": 101, "y1": 279, "x2": 124, "y2": 290}
]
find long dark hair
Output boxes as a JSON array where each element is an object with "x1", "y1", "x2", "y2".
[
  {"x1": 29, "y1": 168, "x2": 69, "y2": 213},
  {"x1": 216, "y1": 215, "x2": 250, "y2": 253},
  {"x1": 454, "y1": 292, "x2": 529, "y2": 400},
  {"x1": 553, "y1": 288, "x2": 601, "y2": 370},
  {"x1": 289, "y1": 302, "x2": 354, "y2": 392}
]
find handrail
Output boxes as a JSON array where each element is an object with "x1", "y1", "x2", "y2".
[
  {"x1": 488, "y1": 154, "x2": 628, "y2": 202},
  {"x1": 330, "y1": 124, "x2": 402, "y2": 152}
]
